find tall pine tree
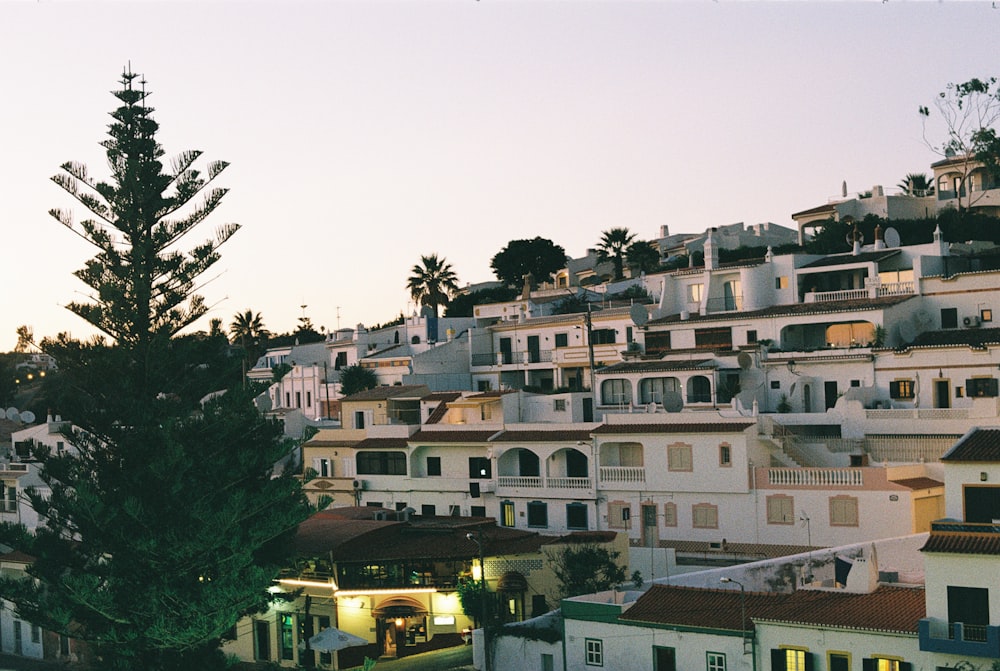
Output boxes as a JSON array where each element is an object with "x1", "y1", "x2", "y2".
[{"x1": 0, "y1": 68, "x2": 312, "y2": 671}]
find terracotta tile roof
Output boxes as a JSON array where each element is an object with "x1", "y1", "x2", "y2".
[
  {"x1": 647, "y1": 294, "x2": 914, "y2": 327},
  {"x1": 593, "y1": 422, "x2": 754, "y2": 435},
  {"x1": 325, "y1": 523, "x2": 548, "y2": 562},
  {"x1": 340, "y1": 385, "x2": 430, "y2": 402},
  {"x1": 0, "y1": 550, "x2": 35, "y2": 564},
  {"x1": 466, "y1": 390, "x2": 516, "y2": 399},
  {"x1": 425, "y1": 392, "x2": 463, "y2": 403},
  {"x1": 799, "y1": 249, "x2": 901, "y2": 269},
  {"x1": 304, "y1": 439, "x2": 359, "y2": 448},
  {"x1": 791, "y1": 202, "x2": 837, "y2": 218},
  {"x1": 409, "y1": 430, "x2": 498, "y2": 443},
  {"x1": 492, "y1": 430, "x2": 594, "y2": 443},
  {"x1": 599, "y1": 359, "x2": 715, "y2": 374},
  {"x1": 657, "y1": 540, "x2": 815, "y2": 559},
  {"x1": 354, "y1": 437, "x2": 410, "y2": 449},
  {"x1": 295, "y1": 517, "x2": 399, "y2": 556},
  {"x1": 890, "y1": 477, "x2": 944, "y2": 490},
  {"x1": 900, "y1": 327, "x2": 1000, "y2": 350},
  {"x1": 621, "y1": 585, "x2": 924, "y2": 634},
  {"x1": 921, "y1": 532, "x2": 1000, "y2": 555},
  {"x1": 942, "y1": 428, "x2": 1000, "y2": 462},
  {"x1": 424, "y1": 402, "x2": 450, "y2": 425},
  {"x1": 551, "y1": 530, "x2": 618, "y2": 544}
]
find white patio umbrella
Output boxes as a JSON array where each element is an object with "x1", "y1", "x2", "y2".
[{"x1": 299, "y1": 627, "x2": 369, "y2": 670}]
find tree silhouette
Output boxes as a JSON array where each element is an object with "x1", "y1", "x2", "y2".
[
  {"x1": 406, "y1": 253, "x2": 460, "y2": 318},
  {"x1": 596, "y1": 227, "x2": 636, "y2": 281}
]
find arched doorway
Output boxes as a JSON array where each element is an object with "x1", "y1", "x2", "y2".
[{"x1": 372, "y1": 596, "x2": 428, "y2": 658}]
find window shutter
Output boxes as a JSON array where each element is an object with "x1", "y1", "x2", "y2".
[
  {"x1": 862, "y1": 659, "x2": 876, "y2": 671},
  {"x1": 898, "y1": 663, "x2": 912, "y2": 671},
  {"x1": 804, "y1": 652, "x2": 815, "y2": 671},
  {"x1": 989, "y1": 379, "x2": 999, "y2": 397},
  {"x1": 890, "y1": 381, "x2": 901, "y2": 398},
  {"x1": 771, "y1": 650, "x2": 786, "y2": 671}
]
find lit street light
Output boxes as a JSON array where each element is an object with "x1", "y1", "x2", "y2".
[{"x1": 467, "y1": 530, "x2": 491, "y2": 671}]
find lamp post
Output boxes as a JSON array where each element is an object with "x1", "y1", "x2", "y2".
[
  {"x1": 467, "y1": 531, "x2": 491, "y2": 671},
  {"x1": 720, "y1": 577, "x2": 751, "y2": 658}
]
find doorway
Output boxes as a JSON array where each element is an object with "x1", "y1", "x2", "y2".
[
  {"x1": 642, "y1": 503, "x2": 658, "y2": 548},
  {"x1": 934, "y1": 379, "x2": 951, "y2": 408}
]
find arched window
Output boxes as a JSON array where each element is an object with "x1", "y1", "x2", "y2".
[
  {"x1": 601, "y1": 379, "x2": 632, "y2": 405},
  {"x1": 687, "y1": 376, "x2": 711, "y2": 403},
  {"x1": 411, "y1": 335, "x2": 421, "y2": 344}
]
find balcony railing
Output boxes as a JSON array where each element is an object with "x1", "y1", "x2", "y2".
[
  {"x1": 809, "y1": 281, "x2": 915, "y2": 304},
  {"x1": 497, "y1": 476, "x2": 543, "y2": 488},
  {"x1": 599, "y1": 466, "x2": 646, "y2": 484},
  {"x1": 919, "y1": 618, "x2": 1000, "y2": 657},
  {"x1": 547, "y1": 477, "x2": 593, "y2": 489},
  {"x1": 768, "y1": 468, "x2": 863, "y2": 487},
  {"x1": 496, "y1": 475, "x2": 593, "y2": 489}
]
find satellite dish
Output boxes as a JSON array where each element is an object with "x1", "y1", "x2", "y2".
[
  {"x1": 845, "y1": 231, "x2": 865, "y2": 246},
  {"x1": 883, "y1": 227, "x2": 901, "y2": 248},
  {"x1": 629, "y1": 303, "x2": 649, "y2": 327},
  {"x1": 5, "y1": 407, "x2": 19, "y2": 421},
  {"x1": 737, "y1": 352, "x2": 753, "y2": 370},
  {"x1": 662, "y1": 391, "x2": 684, "y2": 413},
  {"x1": 20, "y1": 410, "x2": 35, "y2": 424}
]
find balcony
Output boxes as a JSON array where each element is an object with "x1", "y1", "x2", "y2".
[
  {"x1": 496, "y1": 475, "x2": 594, "y2": 491},
  {"x1": 497, "y1": 476, "x2": 543, "y2": 488},
  {"x1": 547, "y1": 477, "x2": 592, "y2": 489},
  {"x1": 919, "y1": 618, "x2": 1000, "y2": 657},
  {"x1": 808, "y1": 281, "x2": 915, "y2": 304},
  {"x1": 599, "y1": 466, "x2": 645, "y2": 484},
  {"x1": 768, "y1": 468, "x2": 863, "y2": 487}
]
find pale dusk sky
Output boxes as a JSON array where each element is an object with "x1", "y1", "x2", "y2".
[{"x1": 2, "y1": 1, "x2": 999, "y2": 351}]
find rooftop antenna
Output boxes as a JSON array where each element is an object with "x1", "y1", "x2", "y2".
[{"x1": 336, "y1": 306, "x2": 341, "y2": 331}]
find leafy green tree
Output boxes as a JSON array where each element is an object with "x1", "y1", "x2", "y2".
[
  {"x1": 444, "y1": 286, "x2": 518, "y2": 318},
  {"x1": 625, "y1": 240, "x2": 661, "y2": 275},
  {"x1": 0, "y1": 69, "x2": 311, "y2": 671},
  {"x1": 920, "y1": 77, "x2": 1000, "y2": 213},
  {"x1": 546, "y1": 543, "x2": 627, "y2": 600},
  {"x1": 490, "y1": 237, "x2": 567, "y2": 289},
  {"x1": 339, "y1": 363, "x2": 378, "y2": 397},
  {"x1": 596, "y1": 227, "x2": 636, "y2": 281},
  {"x1": 406, "y1": 253, "x2": 460, "y2": 317}
]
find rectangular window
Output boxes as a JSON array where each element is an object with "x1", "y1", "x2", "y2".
[
  {"x1": 542, "y1": 653, "x2": 555, "y2": 671},
  {"x1": 254, "y1": 620, "x2": 271, "y2": 661},
  {"x1": 295, "y1": 391, "x2": 301, "y2": 408},
  {"x1": 707, "y1": 652, "x2": 726, "y2": 671},
  {"x1": 285, "y1": 392, "x2": 291, "y2": 407},
  {"x1": 356, "y1": 451, "x2": 406, "y2": 475},
  {"x1": 982, "y1": 308, "x2": 993, "y2": 323},
  {"x1": 608, "y1": 501, "x2": 631, "y2": 529},
  {"x1": 695, "y1": 327, "x2": 733, "y2": 349},
  {"x1": 471, "y1": 506, "x2": 486, "y2": 517},
  {"x1": 554, "y1": 399, "x2": 567, "y2": 412},
  {"x1": 747, "y1": 329, "x2": 758, "y2": 344},
  {"x1": 427, "y1": 456, "x2": 442, "y2": 476},
  {"x1": 280, "y1": 614, "x2": 295, "y2": 661},
  {"x1": 719, "y1": 443, "x2": 732, "y2": 467},
  {"x1": 687, "y1": 283, "x2": 704, "y2": 303},
  {"x1": 668, "y1": 444, "x2": 693, "y2": 472},
  {"x1": 585, "y1": 638, "x2": 604, "y2": 667},
  {"x1": 306, "y1": 391, "x2": 312, "y2": 407},
  {"x1": 31, "y1": 624, "x2": 40, "y2": 644},
  {"x1": 967, "y1": 377, "x2": 999, "y2": 398},
  {"x1": 312, "y1": 458, "x2": 331, "y2": 478},
  {"x1": 767, "y1": 495, "x2": 794, "y2": 524},
  {"x1": 566, "y1": 503, "x2": 588, "y2": 530},
  {"x1": 527, "y1": 501, "x2": 548, "y2": 528},
  {"x1": 421, "y1": 504, "x2": 436, "y2": 517},
  {"x1": 692, "y1": 503, "x2": 718, "y2": 529},
  {"x1": 335, "y1": 351, "x2": 348, "y2": 370},
  {"x1": 941, "y1": 307, "x2": 958, "y2": 329},
  {"x1": 776, "y1": 276, "x2": 789, "y2": 289},
  {"x1": 663, "y1": 502, "x2": 677, "y2": 527},
  {"x1": 889, "y1": 380, "x2": 915, "y2": 400},
  {"x1": 354, "y1": 410, "x2": 365, "y2": 429},
  {"x1": 501, "y1": 500, "x2": 515, "y2": 527},
  {"x1": 468, "y1": 457, "x2": 492, "y2": 479},
  {"x1": 655, "y1": 646, "x2": 676, "y2": 671},
  {"x1": 645, "y1": 331, "x2": 671, "y2": 355},
  {"x1": 591, "y1": 329, "x2": 616, "y2": 345},
  {"x1": 555, "y1": 332, "x2": 569, "y2": 348},
  {"x1": 771, "y1": 380, "x2": 781, "y2": 389},
  {"x1": 829, "y1": 652, "x2": 850, "y2": 671},
  {"x1": 830, "y1": 496, "x2": 859, "y2": 526},
  {"x1": 862, "y1": 658, "x2": 911, "y2": 671}
]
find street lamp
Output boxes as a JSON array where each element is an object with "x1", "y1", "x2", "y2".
[
  {"x1": 720, "y1": 577, "x2": 751, "y2": 656},
  {"x1": 467, "y1": 531, "x2": 491, "y2": 671}
]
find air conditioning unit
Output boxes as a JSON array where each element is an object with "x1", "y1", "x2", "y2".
[
  {"x1": 964, "y1": 315, "x2": 982, "y2": 327},
  {"x1": 352, "y1": 479, "x2": 366, "y2": 491}
]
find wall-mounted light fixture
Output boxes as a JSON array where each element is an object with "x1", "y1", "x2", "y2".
[{"x1": 981, "y1": 472, "x2": 989, "y2": 482}]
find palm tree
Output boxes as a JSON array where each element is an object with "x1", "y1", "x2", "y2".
[
  {"x1": 406, "y1": 253, "x2": 460, "y2": 318},
  {"x1": 230, "y1": 309, "x2": 269, "y2": 370},
  {"x1": 339, "y1": 364, "x2": 379, "y2": 397},
  {"x1": 896, "y1": 173, "x2": 932, "y2": 196},
  {"x1": 596, "y1": 227, "x2": 636, "y2": 281}
]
